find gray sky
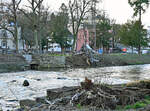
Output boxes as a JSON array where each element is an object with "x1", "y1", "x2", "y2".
[
  {"x1": 101, "y1": 0, "x2": 150, "y2": 28},
  {"x1": 21, "y1": 0, "x2": 150, "y2": 28}
]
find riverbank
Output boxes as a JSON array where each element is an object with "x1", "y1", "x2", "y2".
[
  {"x1": 0, "y1": 63, "x2": 25, "y2": 73},
  {"x1": 0, "y1": 54, "x2": 27, "y2": 73},
  {"x1": 17, "y1": 80, "x2": 150, "y2": 111},
  {"x1": 97, "y1": 53, "x2": 150, "y2": 67},
  {"x1": 66, "y1": 53, "x2": 150, "y2": 68},
  {"x1": 0, "y1": 53, "x2": 150, "y2": 73}
]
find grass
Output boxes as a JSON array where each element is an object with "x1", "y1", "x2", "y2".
[
  {"x1": 102, "y1": 53, "x2": 150, "y2": 66},
  {"x1": 45, "y1": 53, "x2": 71, "y2": 57},
  {"x1": 116, "y1": 95, "x2": 150, "y2": 110},
  {"x1": 124, "y1": 102, "x2": 147, "y2": 109},
  {"x1": 76, "y1": 103, "x2": 82, "y2": 109}
]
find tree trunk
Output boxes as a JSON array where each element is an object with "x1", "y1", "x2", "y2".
[
  {"x1": 72, "y1": 34, "x2": 77, "y2": 52},
  {"x1": 12, "y1": 0, "x2": 19, "y2": 53},
  {"x1": 34, "y1": 29, "x2": 39, "y2": 53},
  {"x1": 112, "y1": 26, "x2": 115, "y2": 53},
  {"x1": 138, "y1": 4, "x2": 142, "y2": 55},
  {"x1": 15, "y1": 24, "x2": 18, "y2": 53},
  {"x1": 61, "y1": 47, "x2": 65, "y2": 54},
  {"x1": 132, "y1": 46, "x2": 133, "y2": 54}
]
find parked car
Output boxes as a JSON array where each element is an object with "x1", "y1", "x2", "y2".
[
  {"x1": 141, "y1": 50, "x2": 149, "y2": 54},
  {"x1": 126, "y1": 48, "x2": 138, "y2": 54},
  {"x1": 48, "y1": 43, "x2": 61, "y2": 52}
]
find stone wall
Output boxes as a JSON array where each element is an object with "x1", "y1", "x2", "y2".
[
  {"x1": 0, "y1": 54, "x2": 28, "y2": 73},
  {"x1": 0, "y1": 54, "x2": 26, "y2": 64},
  {"x1": 32, "y1": 55, "x2": 66, "y2": 69}
]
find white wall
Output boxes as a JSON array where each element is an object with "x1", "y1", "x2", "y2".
[{"x1": 0, "y1": 27, "x2": 24, "y2": 51}]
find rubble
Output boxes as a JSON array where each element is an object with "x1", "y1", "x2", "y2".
[{"x1": 17, "y1": 80, "x2": 150, "y2": 111}]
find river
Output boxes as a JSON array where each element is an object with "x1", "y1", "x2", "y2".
[{"x1": 0, "y1": 64, "x2": 150, "y2": 110}]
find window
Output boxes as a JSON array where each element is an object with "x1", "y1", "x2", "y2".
[
  {"x1": 1, "y1": 41, "x2": 6, "y2": 48},
  {"x1": 1, "y1": 30, "x2": 7, "y2": 37}
]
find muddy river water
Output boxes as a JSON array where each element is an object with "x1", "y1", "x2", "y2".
[{"x1": 0, "y1": 64, "x2": 150, "y2": 110}]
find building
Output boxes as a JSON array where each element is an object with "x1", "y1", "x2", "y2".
[
  {"x1": 0, "y1": 26, "x2": 25, "y2": 53},
  {"x1": 76, "y1": 29, "x2": 90, "y2": 51},
  {"x1": 0, "y1": 0, "x2": 25, "y2": 53},
  {"x1": 75, "y1": 19, "x2": 97, "y2": 51}
]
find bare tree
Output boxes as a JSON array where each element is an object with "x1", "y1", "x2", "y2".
[
  {"x1": 0, "y1": 0, "x2": 22, "y2": 53},
  {"x1": 19, "y1": 0, "x2": 44, "y2": 53},
  {"x1": 68, "y1": 0, "x2": 90, "y2": 51},
  {"x1": 68, "y1": 0, "x2": 99, "y2": 51}
]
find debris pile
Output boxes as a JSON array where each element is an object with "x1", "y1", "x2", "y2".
[
  {"x1": 18, "y1": 79, "x2": 150, "y2": 111},
  {"x1": 66, "y1": 53, "x2": 90, "y2": 68}
]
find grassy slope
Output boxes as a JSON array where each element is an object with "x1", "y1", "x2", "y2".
[{"x1": 99, "y1": 53, "x2": 150, "y2": 67}]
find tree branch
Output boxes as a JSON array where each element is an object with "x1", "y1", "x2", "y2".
[
  {"x1": 18, "y1": 8, "x2": 33, "y2": 22},
  {"x1": 0, "y1": 27, "x2": 14, "y2": 37}
]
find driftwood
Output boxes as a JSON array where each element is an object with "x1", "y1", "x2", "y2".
[
  {"x1": 47, "y1": 79, "x2": 150, "y2": 110},
  {"x1": 19, "y1": 80, "x2": 150, "y2": 110},
  {"x1": 76, "y1": 79, "x2": 150, "y2": 109}
]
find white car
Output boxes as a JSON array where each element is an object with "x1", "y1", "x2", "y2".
[
  {"x1": 126, "y1": 48, "x2": 138, "y2": 54},
  {"x1": 48, "y1": 43, "x2": 61, "y2": 52}
]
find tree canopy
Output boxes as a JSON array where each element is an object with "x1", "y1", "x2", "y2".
[
  {"x1": 96, "y1": 12, "x2": 112, "y2": 52},
  {"x1": 118, "y1": 20, "x2": 148, "y2": 50},
  {"x1": 50, "y1": 3, "x2": 71, "y2": 51},
  {"x1": 128, "y1": 0, "x2": 149, "y2": 17}
]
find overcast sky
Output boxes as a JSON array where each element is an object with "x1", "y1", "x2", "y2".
[{"x1": 21, "y1": 0, "x2": 150, "y2": 28}]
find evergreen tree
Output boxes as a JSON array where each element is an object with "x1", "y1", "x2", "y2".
[{"x1": 118, "y1": 21, "x2": 148, "y2": 53}]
